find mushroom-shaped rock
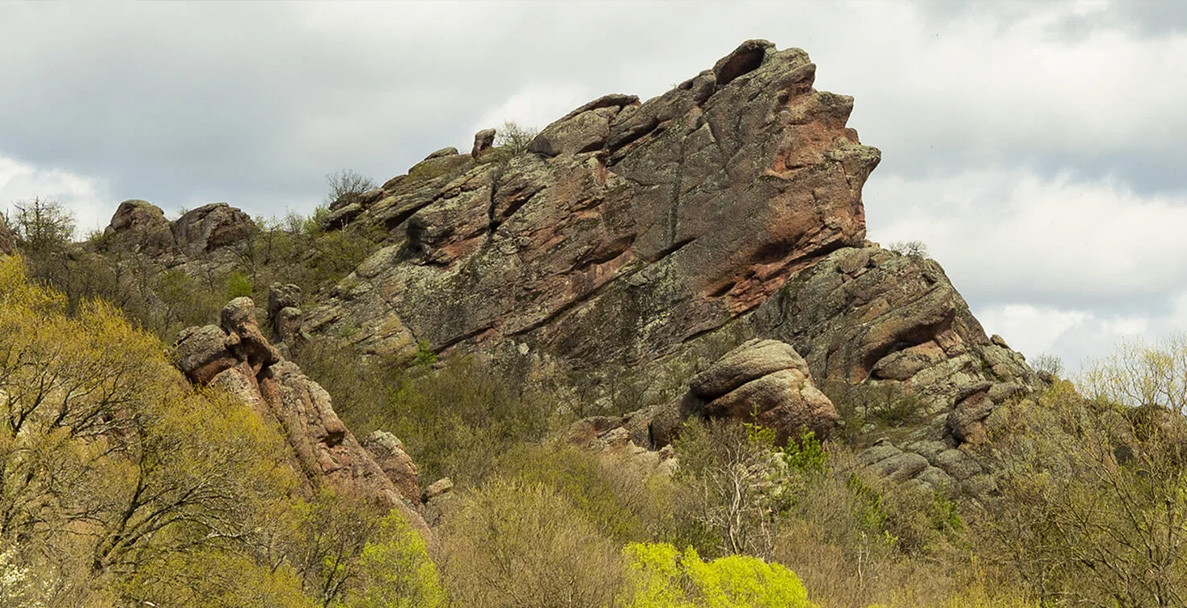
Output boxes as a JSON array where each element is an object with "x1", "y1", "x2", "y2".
[
  {"x1": 471, "y1": 128, "x2": 496, "y2": 157},
  {"x1": 172, "y1": 203, "x2": 256, "y2": 256},
  {"x1": 690, "y1": 339, "x2": 839, "y2": 443}
]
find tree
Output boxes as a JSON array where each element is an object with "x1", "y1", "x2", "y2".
[
  {"x1": 8, "y1": 197, "x2": 75, "y2": 252},
  {"x1": 494, "y1": 121, "x2": 538, "y2": 155},
  {"x1": 981, "y1": 372, "x2": 1187, "y2": 607},
  {"x1": 344, "y1": 509, "x2": 445, "y2": 608},
  {"x1": 0, "y1": 256, "x2": 295, "y2": 603},
  {"x1": 325, "y1": 170, "x2": 376, "y2": 208}
]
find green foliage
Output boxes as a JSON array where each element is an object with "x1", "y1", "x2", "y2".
[
  {"x1": 124, "y1": 549, "x2": 313, "y2": 608},
  {"x1": 440, "y1": 478, "x2": 624, "y2": 608},
  {"x1": 621, "y1": 542, "x2": 816, "y2": 608},
  {"x1": 780, "y1": 430, "x2": 828, "y2": 476},
  {"x1": 7, "y1": 196, "x2": 75, "y2": 252},
  {"x1": 343, "y1": 510, "x2": 445, "y2": 608},
  {"x1": 224, "y1": 270, "x2": 253, "y2": 300},
  {"x1": 0, "y1": 256, "x2": 297, "y2": 604},
  {"x1": 979, "y1": 374, "x2": 1187, "y2": 607},
  {"x1": 413, "y1": 339, "x2": 436, "y2": 366}
]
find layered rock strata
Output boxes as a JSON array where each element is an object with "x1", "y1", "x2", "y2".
[{"x1": 171, "y1": 298, "x2": 428, "y2": 534}]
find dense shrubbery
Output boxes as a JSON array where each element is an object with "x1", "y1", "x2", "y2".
[
  {"x1": 10, "y1": 197, "x2": 1187, "y2": 607},
  {"x1": 0, "y1": 257, "x2": 440, "y2": 607}
]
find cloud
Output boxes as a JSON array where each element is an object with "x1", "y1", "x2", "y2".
[
  {"x1": 0, "y1": 155, "x2": 111, "y2": 234},
  {"x1": 867, "y1": 167, "x2": 1187, "y2": 311}
]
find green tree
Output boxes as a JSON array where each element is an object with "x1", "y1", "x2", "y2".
[
  {"x1": 8, "y1": 197, "x2": 75, "y2": 252},
  {"x1": 343, "y1": 510, "x2": 445, "y2": 608}
]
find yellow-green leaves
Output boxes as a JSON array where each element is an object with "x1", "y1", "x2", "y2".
[{"x1": 621, "y1": 542, "x2": 816, "y2": 608}]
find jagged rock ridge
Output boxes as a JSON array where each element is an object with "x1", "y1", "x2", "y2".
[
  {"x1": 100, "y1": 40, "x2": 1038, "y2": 499},
  {"x1": 303, "y1": 40, "x2": 1036, "y2": 496}
]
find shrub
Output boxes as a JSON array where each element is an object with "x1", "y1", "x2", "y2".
[
  {"x1": 886, "y1": 240, "x2": 927, "y2": 258},
  {"x1": 439, "y1": 478, "x2": 624, "y2": 608},
  {"x1": 343, "y1": 510, "x2": 445, "y2": 608},
  {"x1": 494, "y1": 121, "x2": 538, "y2": 155},
  {"x1": 620, "y1": 542, "x2": 817, "y2": 608}
]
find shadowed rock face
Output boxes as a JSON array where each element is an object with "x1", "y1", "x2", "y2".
[
  {"x1": 308, "y1": 40, "x2": 880, "y2": 367},
  {"x1": 171, "y1": 299, "x2": 429, "y2": 536}
]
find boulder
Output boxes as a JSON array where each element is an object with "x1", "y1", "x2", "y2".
[
  {"x1": 684, "y1": 340, "x2": 838, "y2": 444},
  {"x1": 172, "y1": 203, "x2": 256, "y2": 256},
  {"x1": 103, "y1": 199, "x2": 176, "y2": 257},
  {"x1": 528, "y1": 94, "x2": 639, "y2": 157},
  {"x1": 471, "y1": 128, "x2": 496, "y2": 157},
  {"x1": 362, "y1": 430, "x2": 421, "y2": 505}
]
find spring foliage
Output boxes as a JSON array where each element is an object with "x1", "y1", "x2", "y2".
[{"x1": 622, "y1": 542, "x2": 816, "y2": 608}]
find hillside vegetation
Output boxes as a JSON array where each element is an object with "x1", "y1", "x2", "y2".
[{"x1": 5, "y1": 39, "x2": 1187, "y2": 608}]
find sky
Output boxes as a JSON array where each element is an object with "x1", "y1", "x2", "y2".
[{"x1": 1, "y1": 0, "x2": 1184, "y2": 371}]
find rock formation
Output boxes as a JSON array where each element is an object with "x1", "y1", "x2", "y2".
[
  {"x1": 171, "y1": 297, "x2": 429, "y2": 535},
  {"x1": 301, "y1": 40, "x2": 1038, "y2": 496},
  {"x1": 172, "y1": 202, "x2": 256, "y2": 257},
  {"x1": 686, "y1": 339, "x2": 838, "y2": 444}
]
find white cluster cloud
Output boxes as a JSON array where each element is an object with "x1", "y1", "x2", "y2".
[{"x1": 0, "y1": 155, "x2": 110, "y2": 234}]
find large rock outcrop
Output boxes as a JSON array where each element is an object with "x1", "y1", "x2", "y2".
[
  {"x1": 296, "y1": 40, "x2": 1040, "y2": 495},
  {"x1": 171, "y1": 298, "x2": 428, "y2": 534},
  {"x1": 308, "y1": 39, "x2": 879, "y2": 367}
]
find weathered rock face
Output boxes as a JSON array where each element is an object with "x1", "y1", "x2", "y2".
[
  {"x1": 173, "y1": 203, "x2": 256, "y2": 257},
  {"x1": 0, "y1": 214, "x2": 14, "y2": 255},
  {"x1": 309, "y1": 40, "x2": 879, "y2": 370},
  {"x1": 171, "y1": 298, "x2": 428, "y2": 534}
]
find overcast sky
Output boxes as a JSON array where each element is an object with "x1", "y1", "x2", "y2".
[{"x1": 1, "y1": 1, "x2": 1184, "y2": 371}]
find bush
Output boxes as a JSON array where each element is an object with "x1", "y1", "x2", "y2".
[
  {"x1": 621, "y1": 542, "x2": 816, "y2": 608},
  {"x1": 439, "y1": 478, "x2": 624, "y2": 608},
  {"x1": 343, "y1": 510, "x2": 445, "y2": 608},
  {"x1": 494, "y1": 121, "x2": 538, "y2": 155},
  {"x1": 886, "y1": 240, "x2": 927, "y2": 258}
]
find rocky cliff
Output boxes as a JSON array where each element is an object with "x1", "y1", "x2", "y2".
[
  {"x1": 300, "y1": 40, "x2": 1036, "y2": 496},
  {"x1": 97, "y1": 40, "x2": 1037, "y2": 500}
]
